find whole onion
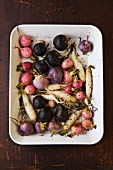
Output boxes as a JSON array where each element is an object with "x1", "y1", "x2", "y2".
[{"x1": 48, "y1": 67, "x2": 63, "y2": 84}]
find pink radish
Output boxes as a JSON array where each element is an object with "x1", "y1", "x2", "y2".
[
  {"x1": 72, "y1": 80, "x2": 83, "y2": 89},
  {"x1": 82, "y1": 119, "x2": 92, "y2": 130},
  {"x1": 15, "y1": 46, "x2": 32, "y2": 58},
  {"x1": 82, "y1": 108, "x2": 93, "y2": 119},
  {"x1": 20, "y1": 47, "x2": 32, "y2": 58},
  {"x1": 62, "y1": 58, "x2": 74, "y2": 69},
  {"x1": 71, "y1": 124, "x2": 82, "y2": 135},
  {"x1": 25, "y1": 85, "x2": 36, "y2": 95},
  {"x1": 64, "y1": 71, "x2": 72, "y2": 83},
  {"x1": 48, "y1": 100, "x2": 56, "y2": 108},
  {"x1": 22, "y1": 62, "x2": 32, "y2": 71},
  {"x1": 76, "y1": 91, "x2": 85, "y2": 100},
  {"x1": 64, "y1": 85, "x2": 72, "y2": 94},
  {"x1": 17, "y1": 27, "x2": 32, "y2": 47},
  {"x1": 20, "y1": 72, "x2": 33, "y2": 85}
]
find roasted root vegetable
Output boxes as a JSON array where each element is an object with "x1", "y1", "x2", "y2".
[
  {"x1": 47, "y1": 84, "x2": 66, "y2": 91},
  {"x1": 76, "y1": 91, "x2": 85, "y2": 100},
  {"x1": 17, "y1": 27, "x2": 32, "y2": 47},
  {"x1": 71, "y1": 48, "x2": 86, "y2": 82},
  {"x1": 64, "y1": 85, "x2": 72, "y2": 94},
  {"x1": 48, "y1": 67, "x2": 63, "y2": 84},
  {"x1": 38, "y1": 107, "x2": 53, "y2": 122},
  {"x1": 48, "y1": 119, "x2": 60, "y2": 134},
  {"x1": 72, "y1": 80, "x2": 83, "y2": 89},
  {"x1": 33, "y1": 96, "x2": 46, "y2": 109},
  {"x1": 15, "y1": 31, "x2": 96, "y2": 138},
  {"x1": 34, "y1": 59, "x2": 48, "y2": 74},
  {"x1": 53, "y1": 34, "x2": 68, "y2": 51},
  {"x1": 33, "y1": 42, "x2": 48, "y2": 56},
  {"x1": 82, "y1": 107, "x2": 93, "y2": 119},
  {"x1": 82, "y1": 119, "x2": 96, "y2": 130},
  {"x1": 20, "y1": 72, "x2": 33, "y2": 85},
  {"x1": 22, "y1": 94, "x2": 37, "y2": 122},
  {"x1": 60, "y1": 110, "x2": 82, "y2": 135},
  {"x1": 46, "y1": 90, "x2": 77, "y2": 103},
  {"x1": 71, "y1": 124, "x2": 82, "y2": 135},
  {"x1": 48, "y1": 100, "x2": 56, "y2": 108},
  {"x1": 62, "y1": 58, "x2": 74, "y2": 69},
  {"x1": 85, "y1": 66, "x2": 93, "y2": 98},
  {"x1": 84, "y1": 66, "x2": 93, "y2": 105},
  {"x1": 35, "y1": 122, "x2": 46, "y2": 134},
  {"x1": 64, "y1": 71, "x2": 73, "y2": 83},
  {"x1": 33, "y1": 75, "x2": 49, "y2": 90},
  {"x1": 46, "y1": 50, "x2": 63, "y2": 66},
  {"x1": 78, "y1": 38, "x2": 92, "y2": 53},
  {"x1": 68, "y1": 124, "x2": 82, "y2": 137},
  {"x1": 55, "y1": 104, "x2": 68, "y2": 122},
  {"x1": 41, "y1": 94, "x2": 60, "y2": 103},
  {"x1": 11, "y1": 118, "x2": 34, "y2": 136},
  {"x1": 24, "y1": 85, "x2": 36, "y2": 95}
]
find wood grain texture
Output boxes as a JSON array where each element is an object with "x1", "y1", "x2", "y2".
[{"x1": 0, "y1": 0, "x2": 113, "y2": 169}]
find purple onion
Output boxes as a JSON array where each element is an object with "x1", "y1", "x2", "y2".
[{"x1": 78, "y1": 39, "x2": 92, "y2": 53}]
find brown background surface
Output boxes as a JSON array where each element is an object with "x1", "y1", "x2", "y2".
[{"x1": 0, "y1": 0, "x2": 113, "y2": 170}]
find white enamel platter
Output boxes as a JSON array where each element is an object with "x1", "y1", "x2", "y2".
[{"x1": 9, "y1": 25, "x2": 103, "y2": 145}]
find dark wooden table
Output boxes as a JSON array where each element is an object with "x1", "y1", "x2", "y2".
[{"x1": 0, "y1": 0, "x2": 113, "y2": 170}]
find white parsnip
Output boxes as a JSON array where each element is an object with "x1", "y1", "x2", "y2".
[
  {"x1": 63, "y1": 110, "x2": 82, "y2": 131},
  {"x1": 84, "y1": 98, "x2": 89, "y2": 106},
  {"x1": 46, "y1": 90, "x2": 77, "y2": 103},
  {"x1": 71, "y1": 48, "x2": 86, "y2": 82},
  {"x1": 41, "y1": 94, "x2": 60, "y2": 103},
  {"x1": 47, "y1": 84, "x2": 66, "y2": 91},
  {"x1": 22, "y1": 94, "x2": 37, "y2": 122},
  {"x1": 85, "y1": 66, "x2": 93, "y2": 99}
]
